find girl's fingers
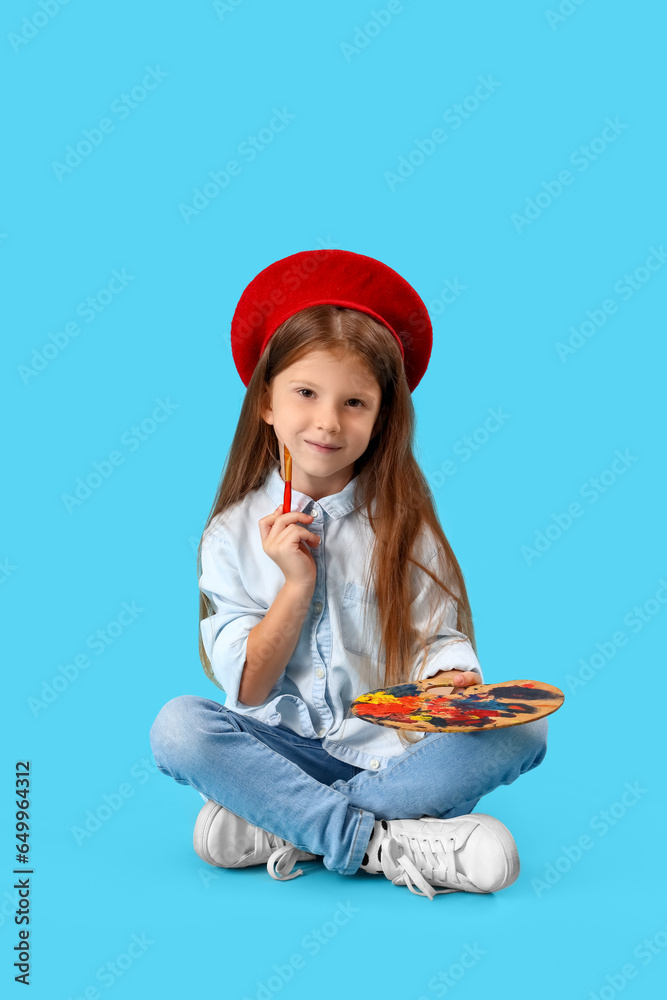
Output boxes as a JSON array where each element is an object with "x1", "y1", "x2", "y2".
[
  {"x1": 427, "y1": 670, "x2": 479, "y2": 688},
  {"x1": 260, "y1": 510, "x2": 316, "y2": 553},
  {"x1": 448, "y1": 671, "x2": 479, "y2": 686}
]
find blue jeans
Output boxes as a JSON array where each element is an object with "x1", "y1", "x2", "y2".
[{"x1": 149, "y1": 695, "x2": 548, "y2": 876}]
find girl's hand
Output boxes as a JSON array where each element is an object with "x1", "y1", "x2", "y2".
[
  {"x1": 423, "y1": 670, "x2": 481, "y2": 695},
  {"x1": 258, "y1": 505, "x2": 320, "y2": 591}
]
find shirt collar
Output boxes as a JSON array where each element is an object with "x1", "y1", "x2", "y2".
[{"x1": 263, "y1": 463, "x2": 360, "y2": 520}]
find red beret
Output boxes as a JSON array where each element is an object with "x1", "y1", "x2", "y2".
[{"x1": 230, "y1": 249, "x2": 432, "y2": 393}]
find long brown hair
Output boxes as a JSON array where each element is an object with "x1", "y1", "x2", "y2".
[{"x1": 197, "y1": 304, "x2": 478, "y2": 748}]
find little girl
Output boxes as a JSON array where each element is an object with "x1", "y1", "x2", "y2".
[{"x1": 149, "y1": 249, "x2": 548, "y2": 901}]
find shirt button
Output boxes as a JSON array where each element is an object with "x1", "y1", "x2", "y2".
[
  {"x1": 315, "y1": 666, "x2": 324, "y2": 678},
  {"x1": 317, "y1": 727, "x2": 326, "y2": 737},
  {"x1": 310, "y1": 506, "x2": 319, "y2": 517},
  {"x1": 313, "y1": 601, "x2": 323, "y2": 614},
  {"x1": 369, "y1": 758, "x2": 380, "y2": 769}
]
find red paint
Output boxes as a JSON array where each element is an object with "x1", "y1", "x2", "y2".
[{"x1": 359, "y1": 697, "x2": 422, "y2": 717}]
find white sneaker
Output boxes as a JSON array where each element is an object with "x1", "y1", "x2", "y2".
[
  {"x1": 194, "y1": 800, "x2": 319, "y2": 880},
  {"x1": 359, "y1": 813, "x2": 520, "y2": 900}
]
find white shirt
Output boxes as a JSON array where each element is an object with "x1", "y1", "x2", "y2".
[{"x1": 198, "y1": 463, "x2": 483, "y2": 771}]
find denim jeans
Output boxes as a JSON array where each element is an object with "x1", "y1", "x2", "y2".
[{"x1": 149, "y1": 695, "x2": 548, "y2": 876}]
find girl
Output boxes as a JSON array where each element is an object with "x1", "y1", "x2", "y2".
[{"x1": 149, "y1": 249, "x2": 548, "y2": 901}]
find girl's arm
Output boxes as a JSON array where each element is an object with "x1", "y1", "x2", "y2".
[
  {"x1": 239, "y1": 581, "x2": 313, "y2": 706},
  {"x1": 238, "y1": 502, "x2": 319, "y2": 705},
  {"x1": 410, "y1": 640, "x2": 483, "y2": 686},
  {"x1": 407, "y1": 543, "x2": 484, "y2": 686},
  {"x1": 199, "y1": 527, "x2": 283, "y2": 709}
]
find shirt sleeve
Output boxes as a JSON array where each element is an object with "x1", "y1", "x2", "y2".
[
  {"x1": 198, "y1": 527, "x2": 284, "y2": 709},
  {"x1": 407, "y1": 549, "x2": 484, "y2": 684}
]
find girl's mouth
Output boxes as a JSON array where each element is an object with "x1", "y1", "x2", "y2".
[{"x1": 306, "y1": 441, "x2": 341, "y2": 453}]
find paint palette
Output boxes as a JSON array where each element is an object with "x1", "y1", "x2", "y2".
[{"x1": 349, "y1": 679, "x2": 564, "y2": 733}]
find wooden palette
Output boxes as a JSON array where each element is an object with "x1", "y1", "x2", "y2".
[{"x1": 349, "y1": 679, "x2": 564, "y2": 733}]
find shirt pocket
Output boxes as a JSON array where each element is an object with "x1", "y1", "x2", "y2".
[{"x1": 340, "y1": 581, "x2": 385, "y2": 663}]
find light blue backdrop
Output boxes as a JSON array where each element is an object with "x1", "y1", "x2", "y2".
[{"x1": 3, "y1": 1, "x2": 666, "y2": 998}]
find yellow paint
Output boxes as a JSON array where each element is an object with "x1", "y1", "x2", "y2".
[{"x1": 356, "y1": 691, "x2": 401, "y2": 704}]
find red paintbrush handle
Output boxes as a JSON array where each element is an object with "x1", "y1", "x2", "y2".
[{"x1": 283, "y1": 445, "x2": 292, "y2": 513}]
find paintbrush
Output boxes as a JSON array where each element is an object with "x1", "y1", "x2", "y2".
[{"x1": 283, "y1": 444, "x2": 292, "y2": 513}]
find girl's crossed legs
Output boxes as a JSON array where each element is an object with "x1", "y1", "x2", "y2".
[{"x1": 149, "y1": 695, "x2": 548, "y2": 876}]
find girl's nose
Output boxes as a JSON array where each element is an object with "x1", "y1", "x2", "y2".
[{"x1": 315, "y1": 409, "x2": 341, "y2": 432}]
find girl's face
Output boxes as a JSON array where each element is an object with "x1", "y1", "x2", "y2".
[{"x1": 261, "y1": 349, "x2": 383, "y2": 501}]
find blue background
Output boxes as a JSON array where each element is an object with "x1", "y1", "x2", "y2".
[{"x1": 3, "y1": 1, "x2": 666, "y2": 997}]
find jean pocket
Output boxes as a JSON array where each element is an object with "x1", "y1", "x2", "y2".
[{"x1": 340, "y1": 581, "x2": 385, "y2": 662}]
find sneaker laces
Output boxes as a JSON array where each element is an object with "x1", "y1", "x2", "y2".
[
  {"x1": 388, "y1": 833, "x2": 476, "y2": 901},
  {"x1": 267, "y1": 844, "x2": 306, "y2": 881}
]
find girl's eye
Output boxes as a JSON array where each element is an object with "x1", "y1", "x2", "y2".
[{"x1": 296, "y1": 389, "x2": 364, "y2": 407}]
